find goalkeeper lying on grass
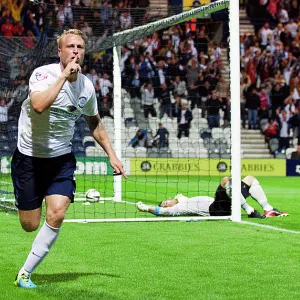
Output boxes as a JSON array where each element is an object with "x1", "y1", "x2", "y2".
[{"x1": 137, "y1": 176, "x2": 289, "y2": 218}]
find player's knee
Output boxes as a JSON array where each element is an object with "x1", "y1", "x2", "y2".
[
  {"x1": 242, "y1": 175, "x2": 256, "y2": 186},
  {"x1": 21, "y1": 221, "x2": 40, "y2": 232},
  {"x1": 47, "y1": 210, "x2": 65, "y2": 227},
  {"x1": 221, "y1": 176, "x2": 230, "y2": 188}
]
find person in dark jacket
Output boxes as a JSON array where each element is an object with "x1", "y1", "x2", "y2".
[
  {"x1": 245, "y1": 87, "x2": 260, "y2": 129},
  {"x1": 177, "y1": 101, "x2": 193, "y2": 138},
  {"x1": 206, "y1": 90, "x2": 222, "y2": 129},
  {"x1": 158, "y1": 83, "x2": 172, "y2": 119},
  {"x1": 154, "y1": 123, "x2": 169, "y2": 148}
]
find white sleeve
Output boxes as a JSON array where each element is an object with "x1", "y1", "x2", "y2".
[
  {"x1": 82, "y1": 89, "x2": 98, "y2": 117},
  {"x1": 154, "y1": 204, "x2": 183, "y2": 216},
  {"x1": 29, "y1": 67, "x2": 56, "y2": 95}
]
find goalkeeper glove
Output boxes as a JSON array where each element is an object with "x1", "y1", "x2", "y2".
[{"x1": 136, "y1": 201, "x2": 150, "y2": 212}]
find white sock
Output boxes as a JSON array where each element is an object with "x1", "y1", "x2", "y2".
[
  {"x1": 249, "y1": 179, "x2": 273, "y2": 211},
  {"x1": 22, "y1": 222, "x2": 60, "y2": 274},
  {"x1": 240, "y1": 194, "x2": 254, "y2": 215}
]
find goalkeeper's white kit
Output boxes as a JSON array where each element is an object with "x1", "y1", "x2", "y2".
[{"x1": 154, "y1": 196, "x2": 215, "y2": 217}]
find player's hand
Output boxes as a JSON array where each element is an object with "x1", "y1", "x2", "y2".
[
  {"x1": 110, "y1": 156, "x2": 127, "y2": 179},
  {"x1": 136, "y1": 201, "x2": 149, "y2": 212},
  {"x1": 62, "y1": 56, "x2": 82, "y2": 80}
]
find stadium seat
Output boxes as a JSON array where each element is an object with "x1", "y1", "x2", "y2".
[
  {"x1": 147, "y1": 149, "x2": 159, "y2": 158},
  {"x1": 125, "y1": 118, "x2": 137, "y2": 128},
  {"x1": 191, "y1": 138, "x2": 204, "y2": 149},
  {"x1": 269, "y1": 138, "x2": 279, "y2": 153},
  {"x1": 159, "y1": 150, "x2": 172, "y2": 158},
  {"x1": 189, "y1": 131, "x2": 200, "y2": 139},
  {"x1": 184, "y1": 148, "x2": 198, "y2": 158},
  {"x1": 135, "y1": 147, "x2": 147, "y2": 157},
  {"x1": 275, "y1": 152, "x2": 286, "y2": 159},
  {"x1": 197, "y1": 149, "x2": 208, "y2": 158},
  {"x1": 171, "y1": 149, "x2": 185, "y2": 158},
  {"x1": 122, "y1": 147, "x2": 136, "y2": 158},
  {"x1": 179, "y1": 138, "x2": 192, "y2": 149},
  {"x1": 208, "y1": 149, "x2": 221, "y2": 158},
  {"x1": 83, "y1": 136, "x2": 95, "y2": 148},
  {"x1": 73, "y1": 146, "x2": 85, "y2": 157},
  {"x1": 212, "y1": 128, "x2": 224, "y2": 139}
]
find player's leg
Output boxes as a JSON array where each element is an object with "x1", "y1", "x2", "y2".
[
  {"x1": 18, "y1": 208, "x2": 42, "y2": 232},
  {"x1": 242, "y1": 176, "x2": 288, "y2": 217},
  {"x1": 220, "y1": 176, "x2": 265, "y2": 218}
]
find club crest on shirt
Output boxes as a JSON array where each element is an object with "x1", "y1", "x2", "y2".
[
  {"x1": 35, "y1": 72, "x2": 48, "y2": 81},
  {"x1": 78, "y1": 96, "x2": 87, "y2": 108},
  {"x1": 67, "y1": 105, "x2": 77, "y2": 112}
]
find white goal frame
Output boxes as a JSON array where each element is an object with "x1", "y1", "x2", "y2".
[{"x1": 65, "y1": 0, "x2": 241, "y2": 223}]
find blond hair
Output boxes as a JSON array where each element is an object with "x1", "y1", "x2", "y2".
[{"x1": 56, "y1": 29, "x2": 87, "y2": 48}]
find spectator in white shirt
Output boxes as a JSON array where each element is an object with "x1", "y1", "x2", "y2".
[
  {"x1": 286, "y1": 18, "x2": 298, "y2": 38},
  {"x1": 259, "y1": 22, "x2": 273, "y2": 49},
  {"x1": 170, "y1": 76, "x2": 187, "y2": 98},
  {"x1": 141, "y1": 83, "x2": 157, "y2": 118},
  {"x1": 99, "y1": 73, "x2": 112, "y2": 97},
  {"x1": 86, "y1": 68, "x2": 100, "y2": 86},
  {"x1": 0, "y1": 97, "x2": 14, "y2": 123},
  {"x1": 277, "y1": 8, "x2": 289, "y2": 24},
  {"x1": 120, "y1": 10, "x2": 132, "y2": 30}
]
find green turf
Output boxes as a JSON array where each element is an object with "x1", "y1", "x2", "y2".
[
  {"x1": 1, "y1": 176, "x2": 300, "y2": 299},
  {"x1": 1, "y1": 216, "x2": 300, "y2": 300}
]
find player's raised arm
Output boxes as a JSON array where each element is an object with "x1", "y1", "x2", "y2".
[
  {"x1": 84, "y1": 114, "x2": 127, "y2": 178},
  {"x1": 30, "y1": 57, "x2": 81, "y2": 114}
]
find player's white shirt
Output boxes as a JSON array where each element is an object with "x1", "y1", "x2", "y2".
[
  {"x1": 156, "y1": 196, "x2": 215, "y2": 217},
  {"x1": 18, "y1": 63, "x2": 98, "y2": 158}
]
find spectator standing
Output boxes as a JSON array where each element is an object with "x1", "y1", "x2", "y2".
[
  {"x1": 259, "y1": 22, "x2": 273, "y2": 50},
  {"x1": 177, "y1": 101, "x2": 192, "y2": 139},
  {"x1": 270, "y1": 83, "x2": 287, "y2": 117},
  {"x1": 158, "y1": 83, "x2": 172, "y2": 119},
  {"x1": 275, "y1": 109, "x2": 291, "y2": 151},
  {"x1": 99, "y1": 73, "x2": 112, "y2": 97},
  {"x1": 141, "y1": 83, "x2": 157, "y2": 118},
  {"x1": 154, "y1": 123, "x2": 169, "y2": 148},
  {"x1": 0, "y1": 97, "x2": 14, "y2": 123},
  {"x1": 264, "y1": 118, "x2": 278, "y2": 141},
  {"x1": 170, "y1": 76, "x2": 187, "y2": 98},
  {"x1": 98, "y1": 96, "x2": 113, "y2": 119},
  {"x1": 206, "y1": 90, "x2": 222, "y2": 129},
  {"x1": 1, "y1": 18, "x2": 13, "y2": 37},
  {"x1": 120, "y1": 10, "x2": 132, "y2": 30},
  {"x1": 199, "y1": 80, "x2": 212, "y2": 118},
  {"x1": 245, "y1": 88, "x2": 260, "y2": 130}
]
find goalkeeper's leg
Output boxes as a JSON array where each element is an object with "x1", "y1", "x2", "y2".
[{"x1": 243, "y1": 176, "x2": 273, "y2": 211}]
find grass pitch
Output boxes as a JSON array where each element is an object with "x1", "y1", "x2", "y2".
[{"x1": 1, "y1": 176, "x2": 300, "y2": 299}]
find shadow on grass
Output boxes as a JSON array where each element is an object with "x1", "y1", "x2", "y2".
[{"x1": 33, "y1": 271, "x2": 120, "y2": 284}]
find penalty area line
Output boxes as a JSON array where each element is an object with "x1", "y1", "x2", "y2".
[{"x1": 241, "y1": 221, "x2": 300, "y2": 235}]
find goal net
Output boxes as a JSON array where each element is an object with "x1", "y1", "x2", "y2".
[{"x1": 0, "y1": 0, "x2": 240, "y2": 222}]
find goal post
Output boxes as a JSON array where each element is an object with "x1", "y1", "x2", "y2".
[{"x1": 102, "y1": 0, "x2": 239, "y2": 223}]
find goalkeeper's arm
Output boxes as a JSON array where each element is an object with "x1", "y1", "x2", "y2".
[{"x1": 136, "y1": 202, "x2": 180, "y2": 216}]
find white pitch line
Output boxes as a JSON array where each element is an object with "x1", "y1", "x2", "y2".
[{"x1": 241, "y1": 221, "x2": 300, "y2": 235}]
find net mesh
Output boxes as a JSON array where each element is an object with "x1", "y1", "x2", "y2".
[{"x1": 0, "y1": 1, "x2": 231, "y2": 220}]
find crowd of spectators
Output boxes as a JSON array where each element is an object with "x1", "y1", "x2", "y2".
[
  {"x1": 1, "y1": 0, "x2": 230, "y2": 152},
  {"x1": 120, "y1": 22, "x2": 230, "y2": 144},
  {"x1": 242, "y1": 0, "x2": 300, "y2": 155}
]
